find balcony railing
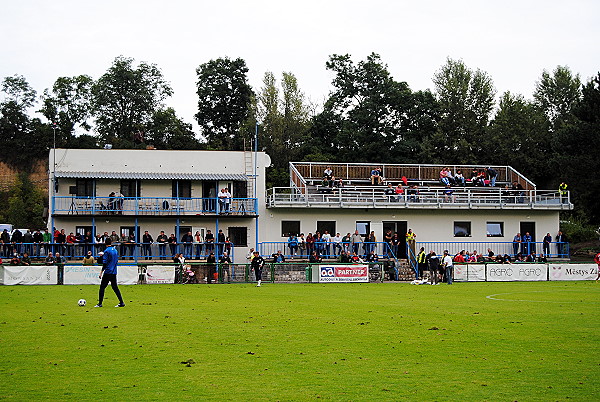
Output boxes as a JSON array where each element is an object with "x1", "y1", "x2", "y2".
[
  {"x1": 52, "y1": 196, "x2": 258, "y2": 216},
  {"x1": 267, "y1": 186, "x2": 572, "y2": 210}
]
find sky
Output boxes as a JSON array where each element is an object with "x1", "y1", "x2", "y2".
[{"x1": 2, "y1": 0, "x2": 599, "y2": 133}]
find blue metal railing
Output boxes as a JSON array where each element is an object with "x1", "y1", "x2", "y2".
[
  {"x1": 415, "y1": 241, "x2": 569, "y2": 259},
  {"x1": 258, "y1": 241, "x2": 397, "y2": 260},
  {"x1": 52, "y1": 196, "x2": 258, "y2": 216}
]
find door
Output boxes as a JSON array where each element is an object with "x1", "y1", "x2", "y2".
[
  {"x1": 383, "y1": 221, "x2": 407, "y2": 258},
  {"x1": 519, "y1": 222, "x2": 536, "y2": 254}
]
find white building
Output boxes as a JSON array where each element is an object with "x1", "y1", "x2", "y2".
[{"x1": 49, "y1": 150, "x2": 571, "y2": 262}]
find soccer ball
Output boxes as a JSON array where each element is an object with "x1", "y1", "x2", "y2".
[{"x1": 78, "y1": 299, "x2": 86, "y2": 307}]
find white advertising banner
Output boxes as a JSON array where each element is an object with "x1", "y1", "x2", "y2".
[
  {"x1": 486, "y1": 263, "x2": 548, "y2": 282},
  {"x1": 63, "y1": 265, "x2": 138, "y2": 285},
  {"x1": 2, "y1": 266, "x2": 58, "y2": 285},
  {"x1": 454, "y1": 264, "x2": 486, "y2": 282},
  {"x1": 549, "y1": 263, "x2": 598, "y2": 281},
  {"x1": 318, "y1": 264, "x2": 369, "y2": 282},
  {"x1": 145, "y1": 265, "x2": 175, "y2": 284}
]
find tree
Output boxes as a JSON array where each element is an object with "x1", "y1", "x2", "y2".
[
  {"x1": 533, "y1": 65, "x2": 581, "y2": 132},
  {"x1": 6, "y1": 173, "x2": 46, "y2": 229},
  {"x1": 0, "y1": 75, "x2": 51, "y2": 169},
  {"x1": 145, "y1": 108, "x2": 201, "y2": 150},
  {"x1": 195, "y1": 57, "x2": 254, "y2": 149},
  {"x1": 92, "y1": 56, "x2": 173, "y2": 147},
  {"x1": 311, "y1": 53, "x2": 420, "y2": 163},
  {"x1": 485, "y1": 92, "x2": 549, "y2": 185},
  {"x1": 429, "y1": 57, "x2": 496, "y2": 163},
  {"x1": 40, "y1": 75, "x2": 94, "y2": 147}
]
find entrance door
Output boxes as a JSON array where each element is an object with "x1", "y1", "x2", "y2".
[
  {"x1": 383, "y1": 221, "x2": 407, "y2": 258},
  {"x1": 202, "y1": 181, "x2": 218, "y2": 212},
  {"x1": 520, "y1": 222, "x2": 536, "y2": 254}
]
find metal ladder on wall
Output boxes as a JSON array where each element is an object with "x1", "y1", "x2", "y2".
[{"x1": 244, "y1": 150, "x2": 256, "y2": 200}]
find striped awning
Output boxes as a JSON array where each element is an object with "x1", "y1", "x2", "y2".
[{"x1": 55, "y1": 171, "x2": 248, "y2": 181}]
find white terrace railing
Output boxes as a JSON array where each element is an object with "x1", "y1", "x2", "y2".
[
  {"x1": 266, "y1": 186, "x2": 572, "y2": 210},
  {"x1": 290, "y1": 162, "x2": 536, "y2": 191}
]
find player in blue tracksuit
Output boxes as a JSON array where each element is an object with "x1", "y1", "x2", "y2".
[{"x1": 95, "y1": 238, "x2": 125, "y2": 307}]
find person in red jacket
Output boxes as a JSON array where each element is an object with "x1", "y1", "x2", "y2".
[{"x1": 594, "y1": 252, "x2": 600, "y2": 281}]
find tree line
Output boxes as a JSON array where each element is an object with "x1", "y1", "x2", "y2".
[{"x1": 1, "y1": 54, "x2": 599, "y2": 226}]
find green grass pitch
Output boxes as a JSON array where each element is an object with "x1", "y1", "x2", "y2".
[{"x1": 0, "y1": 281, "x2": 598, "y2": 400}]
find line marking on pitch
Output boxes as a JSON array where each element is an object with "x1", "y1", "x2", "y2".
[{"x1": 486, "y1": 289, "x2": 597, "y2": 303}]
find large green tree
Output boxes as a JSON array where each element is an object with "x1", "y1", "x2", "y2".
[
  {"x1": 195, "y1": 57, "x2": 253, "y2": 149},
  {"x1": 145, "y1": 108, "x2": 201, "y2": 150},
  {"x1": 0, "y1": 75, "x2": 50, "y2": 169},
  {"x1": 40, "y1": 75, "x2": 94, "y2": 147},
  {"x1": 428, "y1": 57, "x2": 496, "y2": 163},
  {"x1": 6, "y1": 173, "x2": 46, "y2": 229},
  {"x1": 310, "y1": 53, "x2": 422, "y2": 163},
  {"x1": 533, "y1": 65, "x2": 581, "y2": 133},
  {"x1": 92, "y1": 56, "x2": 173, "y2": 147}
]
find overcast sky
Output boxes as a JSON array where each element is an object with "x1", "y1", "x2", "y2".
[{"x1": 2, "y1": 0, "x2": 599, "y2": 132}]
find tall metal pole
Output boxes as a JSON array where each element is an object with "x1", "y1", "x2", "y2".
[
  {"x1": 254, "y1": 122, "x2": 259, "y2": 250},
  {"x1": 51, "y1": 123, "x2": 57, "y2": 235}
]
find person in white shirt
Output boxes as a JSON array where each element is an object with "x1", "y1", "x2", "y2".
[
  {"x1": 442, "y1": 250, "x2": 453, "y2": 285},
  {"x1": 321, "y1": 230, "x2": 332, "y2": 258},
  {"x1": 332, "y1": 233, "x2": 342, "y2": 256}
]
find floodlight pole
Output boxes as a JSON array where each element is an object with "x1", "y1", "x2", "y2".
[
  {"x1": 51, "y1": 122, "x2": 57, "y2": 236},
  {"x1": 254, "y1": 122, "x2": 259, "y2": 251}
]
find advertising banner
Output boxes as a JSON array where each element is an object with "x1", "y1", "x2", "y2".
[
  {"x1": 454, "y1": 264, "x2": 486, "y2": 282},
  {"x1": 63, "y1": 265, "x2": 138, "y2": 285},
  {"x1": 318, "y1": 264, "x2": 369, "y2": 282},
  {"x1": 2, "y1": 266, "x2": 58, "y2": 285},
  {"x1": 145, "y1": 265, "x2": 175, "y2": 284},
  {"x1": 486, "y1": 263, "x2": 548, "y2": 281},
  {"x1": 548, "y1": 263, "x2": 598, "y2": 281}
]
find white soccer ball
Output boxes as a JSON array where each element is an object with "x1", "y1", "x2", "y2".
[{"x1": 78, "y1": 299, "x2": 86, "y2": 307}]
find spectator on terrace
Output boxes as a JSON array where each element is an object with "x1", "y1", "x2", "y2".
[
  {"x1": 384, "y1": 230, "x2": 393, "y2": 257},
  {"x1": 206, "y1": 252, "x2": 217, "y2": 284},
  {"x1": 556, "y1": 231, "x2": 567, "y2": 257},
  {"x1": 322, "y1": 230, "x2": 332, "y2": 257},
  {"x1": 23, "y1": 230, "x2": 33, "y2": 256},
  {"x1": 366, "y1": 250, "x2": 379, "y2": 262},
  {"x1": 142, "y1": 230, "x2": 153, "y2": 260},
  {"x1": 454, "y1": 170, "x2": 466, "y2": 186},
  {"x1": 10, "y1": 253, "x2": 21, "y2": 265},
  {"x1": 364, "y1": 230, "x2": 376, "y2": 256},
  {"x1": 512, "y1": 181, "x2": 524, "y2": 203},
  {"x1": 287, "y1": 234, "x2": 298, "y2": 256},
  {"x1": 407, "y1": 185, "x2": 419, "y2": 202},
  {"x1": 526, "y1": 252, "x2": 537, "y2": 262},
  {"x1": 205, "y1": 230, "x2": 214, "y2": 254},
  {"x1": 306, "y1": 233, "x2": 315, "y2": 256},
  {"x1": 341, "y1": 232, "x2": 351, "y2": 253},
  {"x1": 219, "y1": 252, "x2": 232, "y2": 283},
  {"x1": 168, "y1": 233, "x2": 178, "y2": 256},
  {"x1": 33, "y1": 229, "x2": 43, "y2": 257},
  {"x1": 54, "y1": 252, "x2": 66, "y2": 264},
  {"x1": 467, "y1": 251, "x2": 478, "y2": 263},
  {"x1": 297, "y1": 233, "x2": 306, "y2": 256},
  {"x1": 439, "y1": 167, "x2": 452, "y2": 186},
  {"x1": 453, "y1": 250, "x2": 467, "y2": 263},
  {"x1": 323, "y1": 166, "x2": 333, "y2": 180},
  {"x1": 486, "y1": 167, "x2": 498, "y2": 187},
  {"x1": 486, "y1": 248, "x2": 495, "y2": 262},
  {"x1": 334, "y1": 178, "x2": 344, "y2": 189},
  {"x1": 350, "y1": 252, "x2": 364, "y2": 263},
  {"x1": 394, "y1": 184, "x2": 404, "y2": 202},
  {"x1": 522, "y1": 232, "x2": 532, "y2": 255},
  {"x1": 405, "y1": 229, "x2": 417, "y2": 257},
  {"x1": 338, "y1": 250, "x2": 350, "y2": 263},
  {"x1": 370, "y1": 167, "x2": 383, "y2": 185},
  {"x1": 537, "y1": 254, "x2": 547, "y2": 263},
  {"x1": 181, "y1": 231, "x2": 193, "y2": 259}
]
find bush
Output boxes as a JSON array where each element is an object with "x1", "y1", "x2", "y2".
[{"x1": 560, "y1": 217, "x2": 598, "y2": 243}]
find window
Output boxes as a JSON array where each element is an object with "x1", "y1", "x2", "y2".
[
  {"x1": 233, "y1": 181, "x2": 248, "y2": 198},
  {"x1": 454, "y1": 221, "x2": 471, "y2": 237},
  {"x1": 281, "y1": 221, "x2": 300, "y2": 237},
  {"x1": 76, "y1": 226, "x2": 94, "y2": 236},
  {"x1": 317, "y1": 221, "x2": 336, "y2": 235},
  {"x1": 172, "y1": 180, "x2": 191, "y2": 198},
  {"x1": 228, "y1": 227, "x2": 248, "y2": 247},
  {"x1": 119, "y1": 226, "x2": 139, "y2": 240},
  {"x1": 486, "y1": 222, "x2": 504, "y2": 237},
  {"x1": 120, "y1": 179, "x2": 140, "y2": 197},
  {"x1": 76, "y1": 179, "x2": 95, "y2": 197},
  {"x1": 356, "y1": 221, "x2": 370, "y2": 236}
]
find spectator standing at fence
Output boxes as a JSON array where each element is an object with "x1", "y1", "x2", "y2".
[
  {"x1": 167, "y1": 233, "x2": 177, "y2": 257},
  {"x1": 205, "y1": 230, "x2": 215, "y2": 255},
  {"x1": 251, "y1": 251, "x2": 265, "y2": 287},
  {"x1": 322, "y1": 231, "x2": 332, "y2": 258},
  {"x1": 486, "y1": 167, "x2": 498, "y2": 187},
  {"x1": 522, "y1": 232, "x2": 532, "y2": 255},
  {"x1": 512, "y1": 233, "x2": 521, "y2": 256},
  {"x1": 142, "y1": 230, "x2": 153, "y2": 260},
  {"x1": 206, "y1": 252, "x2": 216, "y2": 284},
  {"x1": 556, "y1": 231, "x2": 567, "y2": 257},
  {"x1": 32, "y1": 229, "x2": 43, "y2": 257},
  {"x1": 219, "y1": 252, "x2": 232, "y2": 283},
  {"x1": 332, "y1": 233, "x2": 342, "y2": 256},
  {"x1": 351, "y1": 230, "x2": 363, "y2": 255},
  {"x1": 542, "y1": 233, "x2": 552, "y2": 256},
  {"x1": 156, "y1": 231, "x2": 167, "y2": 259},
  {"x1": 181, "y1": 231, "x2": 193, "y2": 259},
  {"x1": 42, "y1": 228, "x2": 52, "y2": 255},
  {"x1": 217, "y1": 229, "x2": 226, "y2": 257},
  {"x1": 192, "y1": 231, "x2": 203, "y2": 259},
  {"x1": 95, "y1": 238, "x2": 125, "y2": 308},
  {"x1": 442, "y1": 250, "x2": 453, "y2": 285},
  {"x1": 306, "y1": 233, "x2": 315, "y2": 256},
  {"x1": 559, "y1": 182, "x2": 568, "y2": 203},
  {"x1": 287, "y1": 234, "x2": 298, "y2": 257},
  {"x1": 385, "y1": 183, "x2": 396, "y2": 202},
  {"x1": 341, "y1": 233, "x2": 351, "y2": 253},
  {"x1": 297, "y1": 234, "x2": 305, "y2": 257}
]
